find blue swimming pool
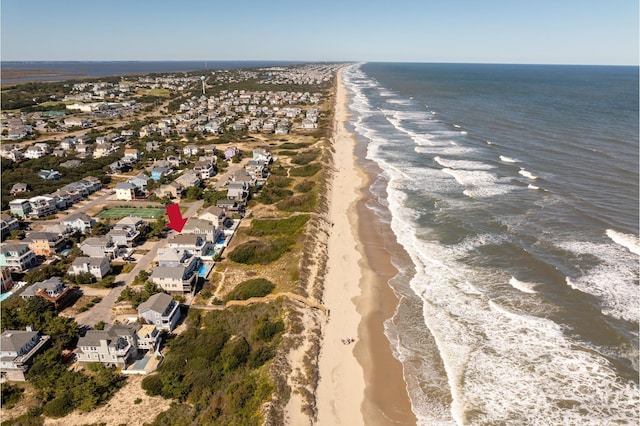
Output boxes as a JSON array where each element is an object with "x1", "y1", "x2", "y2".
[
  {"x1": 132, "y1": 356, "x2": 150, "y2": 370},
  {"x1": 0, "y1": 292, "x2": 13, "y2": 303},
  {"x1": 198, "y1": 265, "x2": 211, "y2": 278}
]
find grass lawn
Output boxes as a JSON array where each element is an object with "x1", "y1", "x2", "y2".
[{"x1": 97, "y1": 207, "x2": 165, "y2": 220}]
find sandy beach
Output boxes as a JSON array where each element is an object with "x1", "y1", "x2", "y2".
[{"x1": 315, "y1": 68, "x2": 416, "y2": 425}]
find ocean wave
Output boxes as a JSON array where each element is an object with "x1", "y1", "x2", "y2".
[
  {"x1": 518, "y1": 168, "x2": 538, "y2": 180},
  {"x1": 499, "y1": 155, "x2": 521, "y2": 163},
  {"x1": 508, "y1": 277, "x2": 539, "y2": 293},
  {"x1": 560, "y1": 240, "x2": 639, "y2": 323},
  {"x1": 527, "y1": 184, "x2": 540, "y2": 190},
  {"x1": 606, "y1": 229, "x2": 640, "y2": 255},
  {"x1": 434, "y1": 156, "x2": 495, "y2": 170}
]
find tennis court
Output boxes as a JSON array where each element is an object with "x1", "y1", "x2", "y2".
[{"x1": 96, "y1": 207, "x2": 165, "y2": 220}]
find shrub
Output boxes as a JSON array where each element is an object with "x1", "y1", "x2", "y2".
[
  {"x1": 276, "y1": 193, "x2": 316, "y2": 212},
  {"x1": 228, "y1": 238, "x2": 292, "y2": 265},
  {"x1": 294, "y1": 180, "x2": 315, "y2": 193},
  {"x1": 247, "y1": 215, "x2": 309, "y2": 237},
  {"x1": 249, "y1": 345, "x2": 275, "y2": 368},
  {"x1": 289, "y1": 164, "x2": 321, "y2": 177},
  {"x1": 224, "y1": 278, "x2": 275, "y2": 302},
  {"x1": 42, "y1": 394, "x2": 73, "y2": 418},
  {"x1": 291, "y1": 150, "x2": 319, "y2": 165},
  {"x1": 142, "y1": 374, "x2": 163, "y2": 396},
  {"x1": 253, "y1": 319, "x2": 284, "y2": 341}
]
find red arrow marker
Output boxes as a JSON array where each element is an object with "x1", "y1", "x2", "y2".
[{"x1": 166, "y1": 203, "x2": 188, "y2": 232}]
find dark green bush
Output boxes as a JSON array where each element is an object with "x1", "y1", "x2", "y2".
[
  {"x1": 224, "y1": 278, "x2": 275, "y2": 302},
  {"x1": 228, "y1": 238, "x2": 292, "y2": 265},
  {"x1": 289, "y1": 163, "x2": 321, "y2": 177},
  {"x1": 253, "y1": 319, "x2": 284, "y2": 341},
  {"x1": 294, "y1": 180, "x2": 315, "y2": 193},
  {"x1": 247, "y1": 215, "x2": 309, "y2": 237},
  {"x1": 277, "y1": 193, "x2": 316, "y2": 212}
]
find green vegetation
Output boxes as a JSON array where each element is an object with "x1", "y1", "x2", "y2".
[
  {"x1": 1, "y1": 154, "x2": 115, "y2": 210},
  {"x1": 289, "y1": 163, "x2": 322, "y2": 177},
  {"x1": 294, "y1": 180, "x2": 315, "y2": 193},
  {"x1": 1, "y1": 297, "x2": 79, "y2": 351},
  {"x1": 223, "y1": 278, "x2": 275, "y2": 302},
  {"x1": 117, "y1": 281, "x2": 162, "y2": 309},
  {"x1": 142, "y1": 304, "x2": 284, "y2": 425},
  {"x1": 228, "y1": 238, "x2": 292, "y2": 265},
  {"x1": 246, "y1": 215, "x2": 310, "y2": 237},
  {"x1": 291, "y1": 150, "x2": 319, "y2": 165},
  {"x1": 28, "y1": 349, "x2": 124, "y2": 418},
  {"x1": 1, "y1": 383, "x2": 24, "y2": 409},
  {"x1": 277, "y1": 193, "x2": 316, "y2": 212}
]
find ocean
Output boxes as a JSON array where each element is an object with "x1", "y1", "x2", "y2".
[{"x1": 343, "y1": 63, "x2": 639, "y2": 425}]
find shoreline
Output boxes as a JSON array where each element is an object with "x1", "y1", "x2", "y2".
[{"x1": 315, "y1": 67, "x2": 416, "y2": 425}]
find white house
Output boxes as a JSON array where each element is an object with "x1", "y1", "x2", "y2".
[{"x1": 137, "y1": 293, "x2": 181, "y2": 331}]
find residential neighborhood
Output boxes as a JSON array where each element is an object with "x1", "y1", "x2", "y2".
[{"x1": 0, "y1": 62, "x2": 338, "y2": 424}]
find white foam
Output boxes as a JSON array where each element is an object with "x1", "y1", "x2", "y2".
[
  {"x1": 460, "y1": 131, "x2": 468, "y2": 135},
  {"x1": 499, "y1": 155, "x2": 520, "y2": 163},
  {"x1": 606, "y1": 229, "x2": 640, "y2": 256},
  {"x1": 560, "y1": 240, "x2": 639, "y2": 323},
  {"x1": 453, "y1": 124, "x2": 461, "y2": 128},
  {"x1": 509, "y1": 277, "x2": 538, "y2": 293},
  {"x1": 486, "y1": 140, "x2": 494, "y2": 145},
  {"x1": 434, "y1": 156, "x2": 495, "y2": 170},
  {"x1": 527, "y1": 184, "x2": 540, "y2": 190},
  {"x1": 518, "y1": 168, "x2": 538, "y2": 180}
]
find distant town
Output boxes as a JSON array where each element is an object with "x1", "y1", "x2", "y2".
[{"x1": 1, "y1": 63, "x2": 342, "y2": 424}]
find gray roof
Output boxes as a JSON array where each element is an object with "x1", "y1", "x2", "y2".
[
  {"x1": 115, "y1": 182, "x2": 136, "y2": 190},
  {"x1": 137, "y1": 292, "x2": 174, "y2": 315},
  {"x1": 72, "y1": 256, "x2": 109, "y2": 268},
  {"x1": 77, "y1": 324, "x2": 137, "y2": 347},
  {"x1": 183, "y1": 218, "x2": 214, "y2": 232},
  {"x1": 169, "y1": 234, "x2": 200, "y2": 245},
  {"x1": 0, "y1": 243, "x2": 30, "y2": 255},
  {"x1": 62, "y1": 212, "x2": 94, "y2": 224},
  {"x1": 151, "y1": 265, "x2": 190, "y2": 280},
  {"x1": 1, "y1": 330, "x2": 39, "y2": 352}
]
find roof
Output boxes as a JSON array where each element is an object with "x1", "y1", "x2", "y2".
[
  {"x1": 72, "y1": 256, "x2": 109, "y2": 268},
  {"x1": 137, "y1": 292, "x2": 174, "y2": 314},
  {"x1": 115, "y1": 182, "x2": 136, "y2": 190},
  {"x1": 1, "y1": 330, "x2": 39, "y2": 352},
  {"x1": 151, "y1": 265, "x2": 190, "y2": 280},
  {"x1": 183, "y1": 218, "x2": 214, "y2": 232},
  {"x1": 77, "y1": 324, "x2": 137, "y2": 347},
  {"x1": 199, "y1": 205, "x2": 224, "y2": 218},
  {"x1": 169, "y1": 234, "x2": 200, "y2": 245},
  {"x1": 0, "y1": 243, "x2": 30, "y2": 254},
  {"x1": 62, "y1": 212, "x2": 94, "y2": 224}
]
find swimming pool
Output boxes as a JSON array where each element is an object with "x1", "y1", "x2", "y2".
[
  {"x1": 198, "y1": 265, "x2": 211, "y2": 278},
  {"x1": 0, "y1": 292, "x2": 13, "y2": 303}
]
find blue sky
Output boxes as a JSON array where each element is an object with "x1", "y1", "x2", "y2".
[{"x1": 1, "y1": 0, "x2": 638, "y2": 65}]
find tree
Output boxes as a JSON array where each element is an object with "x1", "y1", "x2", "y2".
[
  {"x1": 147, "y1": 217, "x2": 167, "y2": 239},
  {"x1": 9, "y1": 229, "x2": 25, "y2": 240}
]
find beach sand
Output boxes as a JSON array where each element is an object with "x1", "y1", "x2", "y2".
[{"x1": 315, "y1": 68, "x2": 416, "y2": 425}]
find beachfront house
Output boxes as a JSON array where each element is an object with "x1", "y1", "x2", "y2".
[
  {"x1": 0, "y1": 328, "x2": 51, "y2": 381},
  {"x1": 76, "y1": 324, "x2": 139, "y2": 368},
  {"x1": 167, "y1": 234, "x2": 212, "y2": 258},
  {"x1": 150, "y1": 248, "x2": 199, "y2": 294},
  {"x1": 137, "y1": 292, "x2": 181, "y2": 332},
  {"x1": 1, "y1": 213, "x2": 20, "y2": 242},
  {"x1": 9, "y1": 199, "x2": 32, "y2": 218},
  {"x1": 198, "y1": 205, "x2": 227, "y2": 230}
]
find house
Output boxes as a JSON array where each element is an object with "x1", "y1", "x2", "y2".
[
  {"x1": 174, "y1": 170, "x2": 200, "y2": 188},
  {"x1": 115, "y1": 182, "x2": 137, "y2": 201},
  {"x1": 64, "y1": 117, "x2": 90, "y2": 128},
  {"x1": 24, "y1": 231, "x2": 66, "y2": 257},
  {"x1": 156, "y1": 182, "x2": 184, "y2": 199},
  {"x1": 0, "y1": 243, "x2": 37, "y2": 272},
  {"x1": 52, "y1": 149, "x2": 68, "y2": 158},
  {"x1": 60, "y1": 159, "x2": 82, "y2": 169},
  {"x1": 21, "y1": 277, "x2": 75, "y2": 309},
  {"x1": 1, "y1": 267, "x2": 14, "y2": 292},
  {"x1": 0, "y1": 328, "x2": 51, "y2": 381},
  {"x1": 60, "y1": 137, "x2": 77, "y2": 150},
  {"x1": 93, "y1": 143, "x2": 115, "y2": 158},
  {"x1": 10, "y1": 182, "x2": 29, "y2": 196},
  {"x1": 9, "y1": 199, "x2": 31, "y2": 218},
  {"x1": 62, "y1": 212, "x2": 95, "y2": 234},
  {"x1": 150, "y1": 248, "x2": 199, "y2": 293},
  {"x1": 245, "y1": 160, "x2": 268, "y2": 180},
  {"x1": 28, "y1": 196, "x2": 57, "y2": 218},
  {"x1": 128, "y1": 173, "x2": 151, "y2": 191},
  {"x1": 232, "y1": 169, "x2": 256, "y2": 186},
  {"x1": 167, "y1": 234, "x2": 212, "y2": 257},
  {"x1": 108, "y1": 160, "x2": 130, "y2": 174},
  {"x1": 227, "y1": 181, "x2": 248, "y2": 201},
  {"x1": 38, "y1": 169, "x2": 61, "y2": 180},
  {"x1": 216, "y1": 199, "x2": 240, "y2": 212},
  {"x1": 24, "y1": 146, "x2": 46, "y2": 159},
  {"x1": 76, "y1": 324, "x2": 138, "y2": 368},
  {"x1": 252, "y1": 148, "x2": 272, "y2": 163},
  {"x1": 108, "y1": 217, "x2": 144, "y2": 247},
  {"x1": 193, "y1": 160, "x2": 215, "y2": 179},
  {"x1": 80, "y1": 236, "x2": 118, "y2": 259},
  {"x1": 145, "y1": 141, "x2": 161, "y2": 152},
  {"x1": 69, "y1": 256, "x2": 111, "y2": 280},
  {"x1": 224, "y1": 146, "x2": 239, "y2": 162},
  {"x1": 28, "y1": 196, "x2": 58, "y2": 218},
  {"x1": 137, "y1": 293, "x2": 181, "y2": 331},
  {"x1": 183, "y1": 145, "x2": 199, "y2": 156},
  {"x1": 123, "y1": 148, "x2": 141, "y2": 161},
  {"x1": 182, "y1": 218, "x2": 218, "y2": 242},
  {"x1": 136, "y1": 324, "x2": 161, "y2": 352},
  {"x1": 1, "y1": 213, "x2": 20, "y2": 241},
  {"x1": 198, "y1": 205, "x2": 226, "y2": 229}
]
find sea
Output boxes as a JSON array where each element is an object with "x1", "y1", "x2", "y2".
[{"x1": 343, "y1": 63, "x2": 639, "y2": 425}]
